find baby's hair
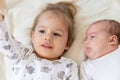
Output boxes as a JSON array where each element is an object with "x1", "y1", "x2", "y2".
[
  {"x1": 32, "y1": 1, "x2": 77, "y2": 46},
  {"x1": 92, "y1": 19, "x2": 120, "y2": 44}
]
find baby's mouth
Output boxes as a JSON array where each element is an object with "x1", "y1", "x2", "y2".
[{"x1": 85, "y1": 46, "x2": 91, "y2": 52}]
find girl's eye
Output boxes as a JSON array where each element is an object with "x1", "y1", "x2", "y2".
[
  {"x1": 53, "y1": 33, "x2": 61, "y2": 37},
  {"x1": 39, "y1": 30, "x2": 45, "y2": 33}
]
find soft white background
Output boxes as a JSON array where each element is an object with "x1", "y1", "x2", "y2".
[{"x1": 0, "y1": 0, "x2": 120, "y2": 80}]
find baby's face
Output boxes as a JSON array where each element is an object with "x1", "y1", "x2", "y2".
[
  {"x1": 84, "y1": 21, "x2": 112, "y2": 60},
  {"x1": 31, "y1": 11, "x2": 69, "y2": 60}
]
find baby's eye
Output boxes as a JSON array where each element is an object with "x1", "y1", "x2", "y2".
[
  {"x1": 39, "y1": 30, "x2": 45, "y2": 33},
  {"x1": 90, "y1": 35, "x2": 95, "y2": 39},
  {"x1": 53, "y1": 33, "x2": 61, "y2": 37}
]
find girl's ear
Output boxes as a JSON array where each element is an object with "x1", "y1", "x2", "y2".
[
  {"x1": 109, "y1": 35, "x2": 118, "y2": 45},
  {"x1": 31, "y1": 31, "x2": 34, "y2": 43},
  {"x1": 65, "y1": 42, "x2": 71, "y2": 50},
  {"x1": 65, "y1": 45, "x2": 70, "y2": 50}
]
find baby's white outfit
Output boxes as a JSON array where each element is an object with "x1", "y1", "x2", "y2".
[{"x1": 80, "y1": 45, "x2": 120, "y2": 80}]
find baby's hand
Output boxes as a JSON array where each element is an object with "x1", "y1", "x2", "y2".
[{"x1": 0, "y1": 10, "x2": 4, "y2": 21}]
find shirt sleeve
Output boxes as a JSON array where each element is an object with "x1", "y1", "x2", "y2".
[
  {"x1": 66, "y1": 61, "x2": 79, "y2": 80},
  {"x1": 0, "y1": 19, "x2": 31, "y2": 61}
]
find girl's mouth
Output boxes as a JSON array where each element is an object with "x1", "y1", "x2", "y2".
[{"x1": 41, "y1": 44, "x2": 53, "y2": 49}]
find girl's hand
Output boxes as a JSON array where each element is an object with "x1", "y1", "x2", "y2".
[
  {"x1": 0, "y1": 0, "x2": 6, "y2": 21},
  {"x1": 0, "y1": 10, "x2": 4, "y2": 21}
]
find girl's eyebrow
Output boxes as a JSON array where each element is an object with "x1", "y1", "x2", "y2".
[
  {"x1": 37, "y1": 26, "x2": 46, "y2": 29},
  {"x1": 56, "y1": 28, "x2": 64, "y2": 32},
  {"x1": 38, "y1": 26, "x2": 65, "y2": 33},
  {"x1": 37, "y1": 25, "x2": 44, "y2": 28}
]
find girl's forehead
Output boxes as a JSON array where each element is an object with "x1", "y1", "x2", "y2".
[
  {"x1": 39, "y1": 11, "x2": 66, "y2": 22},
  {"x1": 36, "y1": 12, "x2": 68, "y2": 30},
  {"x1": 39, "y1": 10, "x2": 62, "y2": 18}
]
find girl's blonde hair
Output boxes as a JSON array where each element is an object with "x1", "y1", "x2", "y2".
[{"x1": 32, "y1": 1, "x2": 77, "y2": 46}]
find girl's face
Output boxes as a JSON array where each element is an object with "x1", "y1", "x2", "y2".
[
  {"x1": 32, "y1": 11, "x2": 69, "y2": 60},
  {"x1": 84, "y1": 22, "x2": 113, "y2": 60}
]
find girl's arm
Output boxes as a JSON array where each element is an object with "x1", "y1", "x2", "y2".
[
  {"x1": 0, "y1": 10, "x2": 5, "y2": 21},
  {"x1": 0, "y1": 13, "x2": 4, "y2": 21},
  {"x1": 66, "y1": 62, "x2": 79, "y2": 80},
  {"x1": 0, "y1": 0, "x2": 6, "y2": 9},
  {"x1": 0, "y1": 0, "x2": 6, "y2": 21},
  {"x1": 0, "y1": 12, "x2": 32, "y2": 61}
]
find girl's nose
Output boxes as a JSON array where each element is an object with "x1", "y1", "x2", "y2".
[{"x1": 44, "y1": 34, "x2": 52, "y2": 42}]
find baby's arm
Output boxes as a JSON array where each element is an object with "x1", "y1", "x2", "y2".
[{"x1": 0, "y1": 12, "x2": 30, "y2": 61}]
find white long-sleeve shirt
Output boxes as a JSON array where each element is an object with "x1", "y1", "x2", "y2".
[
  {"x1": 0, "y1": 20, "x2": 79, "y2": 80},
  {"x1": 80, "y1": 46, "x2": 120, "y2": 80}
]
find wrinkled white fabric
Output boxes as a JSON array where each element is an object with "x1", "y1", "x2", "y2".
[{"x1": 80, "y1": 46, "x2": 120, "y2": 80}]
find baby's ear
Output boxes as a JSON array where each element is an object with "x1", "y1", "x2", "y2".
[{"x1": 109, "y1": 35, "x2": 118, "y2": 45}]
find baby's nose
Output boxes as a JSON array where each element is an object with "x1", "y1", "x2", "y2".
[{"x1": 84, "y1": 39, "x2": 90, "y2": 45}]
